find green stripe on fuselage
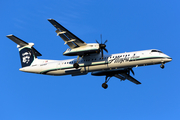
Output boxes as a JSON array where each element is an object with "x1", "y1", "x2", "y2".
[{"x1": 40, "y1": 56, "x2": 166, "y2": 74}]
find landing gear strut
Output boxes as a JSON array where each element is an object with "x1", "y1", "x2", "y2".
[
  {"x1": 160, "y1": 63, "x2": 165, "y2": 69},
  {"x1": 102, "y1": 76, "x2": 111, "y2": 89}
]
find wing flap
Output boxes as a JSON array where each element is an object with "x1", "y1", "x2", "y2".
[
  {"x1": 48, "y1": 19, "x2": 87, "y2": 48},
  {"x1": 120, "y1": 73, "x2": 141, "y2": 84},
  {"x1": 55, "y1": 29, "x2": 76, "y2": 48},
  {"x1": 114, "y1": 74, "x2": 126, "y2": 80}
]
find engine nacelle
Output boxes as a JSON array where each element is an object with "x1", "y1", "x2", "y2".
[{"x1": 63, "y1": 43, "x2": 99, "y2": 56}]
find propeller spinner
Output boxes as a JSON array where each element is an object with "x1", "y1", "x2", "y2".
[{"x1": 96, "y1": 34, "x2": 108, "y2": 59}]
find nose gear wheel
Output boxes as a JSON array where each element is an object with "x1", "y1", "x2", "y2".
[{"x1": 160, "y1": 63, "x2": 165, "y2": 69}]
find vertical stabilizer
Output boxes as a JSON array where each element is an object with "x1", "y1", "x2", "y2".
[
  {"x1": 18, "y1": 44, "x2": 35, "y2": 67},
  {"x1": 7, "y1": 34, "x2": 42, "y2": 68}
]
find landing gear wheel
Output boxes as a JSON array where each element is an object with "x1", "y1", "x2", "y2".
[
  {"x1": 73, "y1": 63, "x2": 79, "y2": 69},
  {"x1": 160, "y1": 64, "x2": 164, "y2": 69},
  {"x1": 102, "y1": 83, "x2": 108, "y2": 89}
]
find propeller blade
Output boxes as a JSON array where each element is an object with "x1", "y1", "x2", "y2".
[
  {"x1": 96, "y1": 40, "x2": 99, "y2": 44},
  {"x1": 104, "y1": 48, "x2": 108, "y2": 53},
  {"x1": 101, "y1": 49, "x2": 103, "y2": 59},
  {"x1": 100, "y1": 34, "x2": 102, "y2": 44},
  {"x1": 96, "y1": 34, "x2": 108, "y2": 58},
  {"x1": 104, "y1": 40, "x2": 108, "y2": 44}
]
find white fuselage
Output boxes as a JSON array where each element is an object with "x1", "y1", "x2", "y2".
[{"x1": 19, "y1": 49, "x2": 172, "y2": 76}]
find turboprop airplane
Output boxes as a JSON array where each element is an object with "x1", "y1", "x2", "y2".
[{"x1": 7, "y1": 19, "x2": 172, "y2": 89}]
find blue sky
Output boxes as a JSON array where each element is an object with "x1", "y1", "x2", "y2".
[{"x1": 1, "y1": 0, "x2": 179, "y2": 120}]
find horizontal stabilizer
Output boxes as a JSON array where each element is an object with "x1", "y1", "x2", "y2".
[{"x1": 7, "y1": 34, "x2": 42, "y2": 57}]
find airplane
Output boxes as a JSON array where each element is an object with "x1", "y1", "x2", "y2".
[{"x1": 7, "y1": 19, "x2": 172, "y2": 89}]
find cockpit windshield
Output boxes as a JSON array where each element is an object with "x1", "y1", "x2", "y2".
[{"x1": 151, "y1": 50, "x2": 163, "y2": 53}]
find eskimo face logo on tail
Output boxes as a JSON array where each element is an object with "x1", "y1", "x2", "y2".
[
  {"x1": 22, "y1": 51, "x2": 31, "y2": 64},
  {"x1": 19, "y1": 48, "x2": 34, "y2": 67}
]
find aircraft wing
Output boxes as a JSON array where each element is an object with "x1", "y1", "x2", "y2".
[
  {"x1": 114, "y1": 74, "x2": 126, "y2": 80},
  {"x1": 120, "y1": 73, "x2": 141, "y2": 85},
  {"x1": 7, "y1": 34, "x2": 42, "y2": 57},
  {"x1": 48, "y1": 19, "x2": 87, "y2": 49}
]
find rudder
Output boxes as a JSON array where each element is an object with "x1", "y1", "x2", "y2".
[
  {"x1": 7, "y1": 34, "x2": 42, "y2": 68},
  {"x1": 18, "y1": 45, "x2": 35, "y2": 67}
]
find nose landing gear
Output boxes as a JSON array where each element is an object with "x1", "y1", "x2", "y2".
[{"x1": 160, "y1": 63, "x2": 165, "y2": 69}]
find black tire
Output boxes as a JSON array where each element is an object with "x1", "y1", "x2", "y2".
[
  {"x1": 102, "y1": 83, "x2": 108, "y2": 89},
  {"x1": 160, "y1": 64, "x2": 164, "y2": 69},
  {"x1": 73, "y1": 63, "x2": 79, "y2": 68}
]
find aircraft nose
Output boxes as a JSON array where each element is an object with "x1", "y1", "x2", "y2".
[
  {"x1": 164, "y1": 56, "x2": 172, "y2": 62},
  {"x1": 168, "y1": 57, "x2": 172, "y2": 61}
]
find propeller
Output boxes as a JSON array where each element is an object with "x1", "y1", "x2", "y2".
[
  {"x1": 127, "y1": 68, "x2": 135, "y2": 76},
  {"x1": 96, "y1": 34, "x2": 108, "y2": 59}
]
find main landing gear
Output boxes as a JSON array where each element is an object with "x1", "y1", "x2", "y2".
[
  {"x1": 73, "y1": 63, "x2": 79, "y2": 68},
  {"x1": 102, "y1": 76, "x2": 112, "y2": 89},
  {"x1": 73, "y1": 55, "x2": 83, "y2": 69}
]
